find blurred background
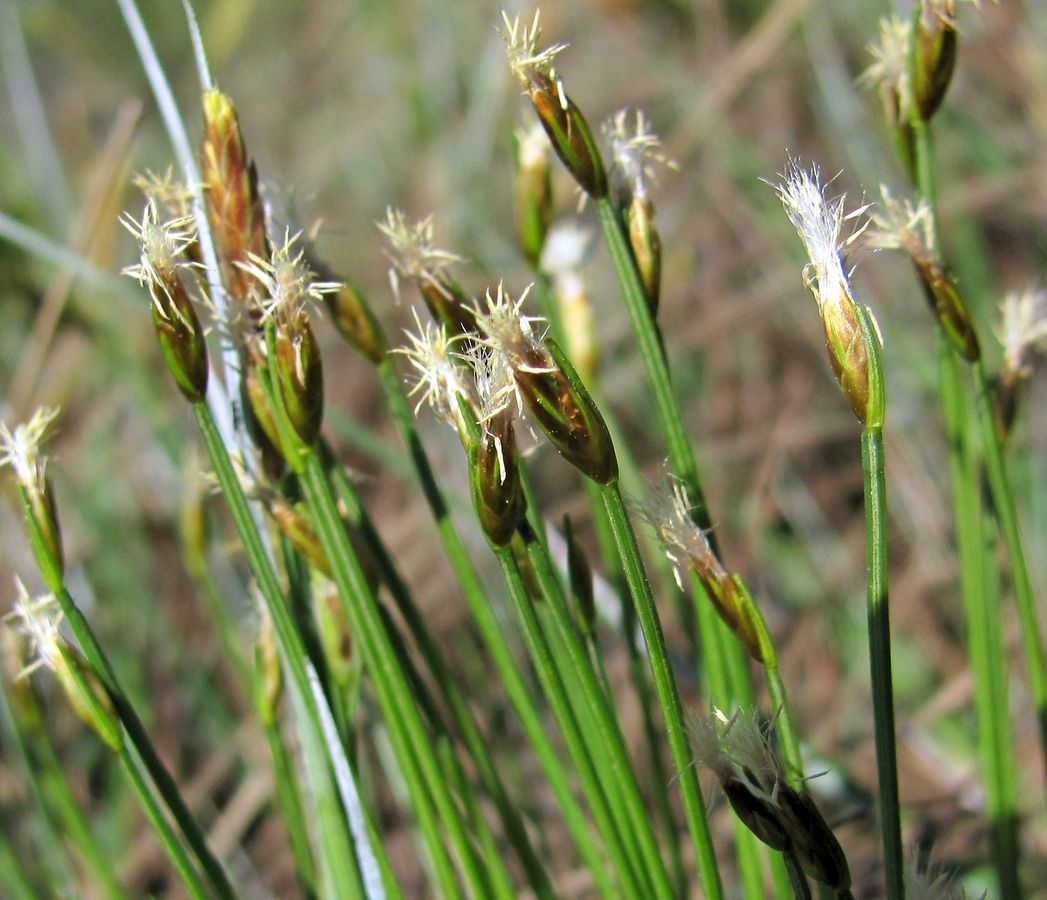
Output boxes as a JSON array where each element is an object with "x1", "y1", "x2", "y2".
[{"x1": 2, "y1": 0, "x2": 1046, "y2": 895}]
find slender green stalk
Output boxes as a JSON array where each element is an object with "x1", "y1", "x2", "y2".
[
  {"x1": 493, "y1": 545, "x2": 632, "y2": 899},
  {"x1": 784, "y1": 853, "x2": 813, "y2": 900},
  {"x1": 973, "y1": 359, "x2": 1047, "y2": 780},
  {"x1": 910, "y1": 104, "x2": 1027, "y2": 890},
  {"x1": 596, "y1": 198, "x2": 713, "y2": 531},
  {"x1": 522, "y1": 526, "x2": 666, "y2": 899},
  {"x1": 0, "y1": 677, "x2": 79, "y2": 897},
  {"x1": 939, "y1": 341, "x2": 1021, "y2": 896},
  {"x1": 299, "y1": 449, "x2": 495, "y2": 899},
  {"x1": 600, "y1": 482, "x2": 724, "y2": 900},
  {"x1": 116, "y1": 745, "x2": 209, "y2": 900},
  {"x1": 329, "y1": 463, "x2": 554, "y2": 899},
  {"x1": 52, "y1": 639, "x2": 207, "y2": 899},
  {"x1": 261, "y1": 702, "x2": 318, "y2": 896},
  {"x1": 377, "y1": 354, "x2": 616, "y2": 894},
  {"x1": 860, "y1": 427, "x2": 903, "y2": 900},
  {"x1": 377, "y1": 602, "x2": 516, "y2": 900},
  {"x1": 193, "y1": 403, "x2": 378, "y2": 900},
  {"x1": 23, "y1": 708, "x2": 129, "y2": 899},
  {"x1": 32, "y1": 577, "x2": 234, "y2": 900}
]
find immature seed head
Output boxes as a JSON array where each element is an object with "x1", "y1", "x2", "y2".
[
  {"x1": 773, "y1": 162, "x2": 883, "y2": 427},
  {"x1": 5, "y1": 578, "x2": 65, "y2": 679},
  {"x1": 1, "y1": 408, "x2": 64, "y2": 586},
  {"x1": 640, "y1": 475, "x2": 763, "y2": 660},
  {"x1": 540, "y1": 221, "x2": 599, "y2": 380},
  {"x1": 122, "y1": 201, "x2": 211, "y2": 402},
  {"x1": 869, "y1": 187, "x2": 980, "y2": 361},
  {"x1": 239, "y1": 231, "x2": 340, "y2": 449},
  {"x1": 912, "y1": 1, "x2": 969, "y2": 121},
  {"x1": 501, "y1": 10, "x2": 607, "y2": 198},
  {"x1": 466, "y1": 344, "x2": 526, "y2": 545},
  {"x1": 904, "y1": 852, "x2": 968, "y2": 899},
  {"x1": 692, "y1": 707, "x2": 851, "y2": 891},
  {"x1": 5, "y1": 580, "x2": 122, "y2": 749},
  {"x1": 473, "y1": 282, "x2": 616, "y2": 483},
  {"x1": 603, "y1": 109, "x2": 676, "y2": 204},
  {"x1": 860, "y1": 16, "x2": 915, "y2": 128},
  {"x1": 201, "y1": 87, "x2": 270, "y2": 309},
  {"x1": 396, "y1": 309, "x2": 475, "y2": 434},
  {"x1": 378, "y1": 209, "x2": 473, "y2": 335},
  {"x1": 997, "y1": 286, "x2": 1047, "y2": 383}
]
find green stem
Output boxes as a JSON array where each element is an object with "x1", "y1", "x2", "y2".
[
  {"x1": 42, "y1": 582, "x2": 234, "y2": 900},
  {"x1": 912, "y1": 101, "x2": 1027, "y2": 891},
  {"x1": 262, "y1": 711, "x2": 318, "y2": 897},
  {"x1": 493, "y1": 545, "x2": 631, "y2": 899},
  {"x1": 300, "y1": 449, "x2": 494, "y2": 899},
  {"x1": 596, "y1": 197, "x2": 712, "y2": 531},
  {"x1": 28, "y1": 713, "x2": 129, "y2": 899},
  {"x1": 193, "y1": 403, "x2": 374, "y2": 900},
  {"x1": 55, "y1": 636, "x2": 207, "y2": 898},
  {"x1": 0, "y1": 678, "x2": 79, "y2": 896},
  {"x1": 329, "y1": 463, "x2": 554, "y2": 899},
  {"x1": 784, "y1": 852, "x2": 813, "y2": 900},
  {"x1": 521, "y1": 523, "x2": 667, "y2": 899},
  {"x1": 939, "y1": 341, "x2": 1021, "y2": 897},
  {"x1": 377, "y1": 354, "x2": 616, "y2": 894},
  {"x1": 600, "y1": 482, "x2": 724, "y2": 900},
  {"x1": 116, "y1": 745, "x2": 209, "y2": 900},
  {"x1": 973, "y1": 360, "x2": 1047, "y2": 782},
  {"x1": 860, "y1": 427, "x2": 903, "y2": 900}
]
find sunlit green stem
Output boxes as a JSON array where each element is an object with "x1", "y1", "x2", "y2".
[
  {"x1": 861, "y1": 426, "x2": 903, "y2": 900},
  {"x1": 377, "y1": 354, "x2": 616, "y2": 893},
  {"x1": 193, "y1": 404, "x2": 376, "y2": 900},
  {"x1": 600, "y1": 482, "x2": 724, "y2": 900}
]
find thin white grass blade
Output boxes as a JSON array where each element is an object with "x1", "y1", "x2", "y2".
[
  {"x1": 182, "y1": 0, "x2": 214, "y2": 91},
  {"x1": 307, "y1": 662, "x2": 388, "y2": 900},
  {"x1": 115, "y1": 0, "x2": 241, "y2": 455}
]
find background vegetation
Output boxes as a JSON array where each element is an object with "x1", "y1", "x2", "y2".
[{"x1": 1, "y1": 0, "x2": 1046, "y2": 896}]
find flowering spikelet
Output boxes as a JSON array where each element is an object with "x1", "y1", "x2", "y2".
[
  {"x1": 501, "y1": 10, "x2": 607, "y2": 198},
  {"x1": 603, "y1": 109, "x2": 676, "y2": 204},
  {"x1": 860, "y1": 16, "x2": 914, "y2": 127},
  {"x1": 869, "y1": 187, "x2": 979, "y2": 361},
  {"x1": 1, "y1": 408, "x2": 64, "y2": 587},
  {"x1": 5, "y1": 581, "x2": 121, "y2": 749},
  {"x1": 201, "y1": 88, "x2": 270, "y2": 310},
  {"x1": 473, "y1": 282, "x2": 616, "y2": 483},
  {"x1": 991, "y1": 287, "x2": 1047, "y2": 441},
  {"x1": 692, "y1": 707, "x2": 851, "y2": 891},
  {"x1": 5, "y1": 579, "x2": 65, "y2": 679},
  {"x1": 239, "y1": 232, "x2": 339, "y2": 449},
  {"x1": 603, "y1": 109, "x2": 673, "y2": 315},
  {"x1": 773, "y1": 162, "x2": 883, "y2": 427},
  {"x1": 378, "y1": 209, "x2": 473, "y2": 335},
  {"x1": 121, "y1": 200, "x2": 211, "y2": 402},
  {"x1": 911, "y1": 0, "x2": 971, "y2": 120},
  {"x1": 464, "y1": 344, "x2": 526, "y2": 545},
  {"x1": 132, "y1": 167, "x2": 201, "y2": 264},
  {"x1": 640, "y1": 475, "x2": 763, "y2": 660},
  {"x1": 395, "y1": 309, "x2": 475, "y2": 432},
  {"x1": 997, "y1": 286, "x2": 1047, "y2": 382}
]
